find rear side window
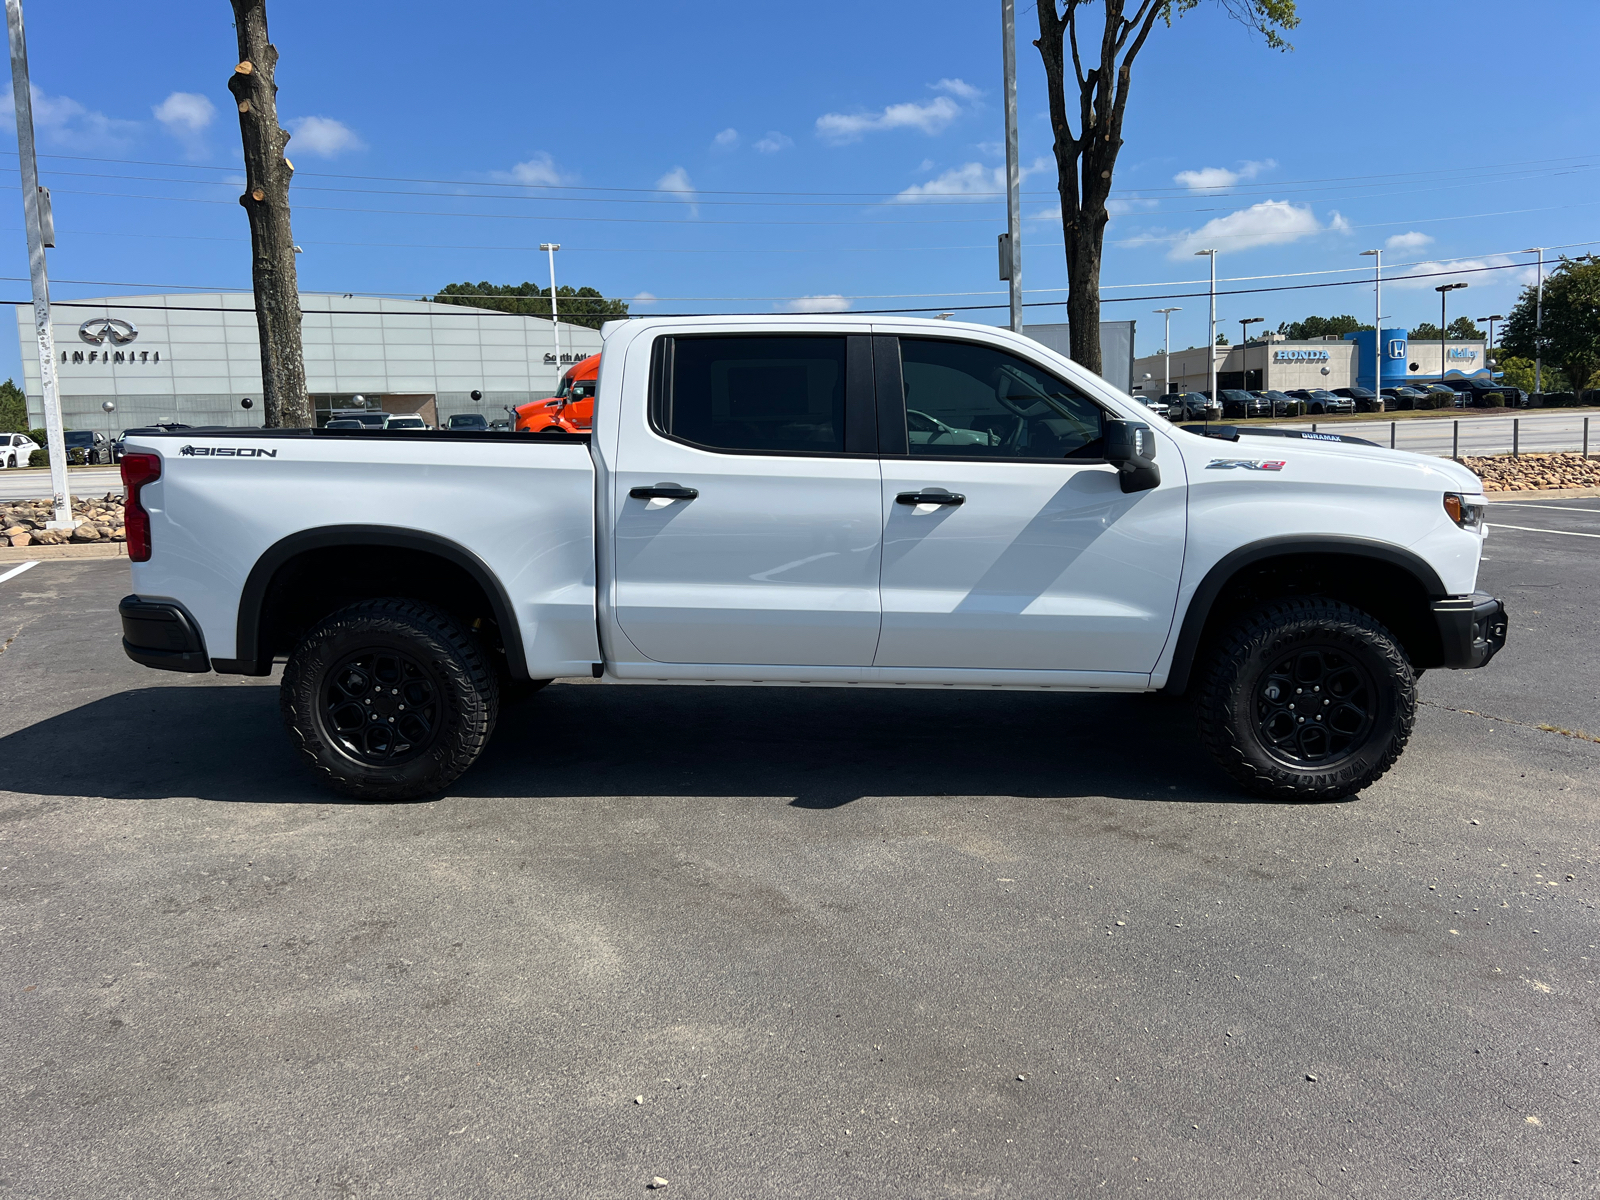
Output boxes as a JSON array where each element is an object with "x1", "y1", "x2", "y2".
[
  {"x1": 899, "y1": 337, "x2": 1105, "y2": 460},
  {"x1": 661, "y1": 335, "x2": 846, "y2": 454}
]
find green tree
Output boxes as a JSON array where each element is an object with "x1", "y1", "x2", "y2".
[
  {"x1": 0, "y1": 378, "x2": 26, "y2": 433},
  {"x1": 1499, "y1": 256, "x2": 1600, "y2": 396},
  {"x1": 1275, "y1": 314, "x2": 1370, "y2": 340},
  {"x1": 1407, "y1": 317, "x2": 1483, "y2": 341},
  {"x1": 1215, "y1": 332, "x2": 1229, "y2": 345},
  {"x1": 1493, "y1": 355, "x2": 1567, "y2": 394},
  {"x1": 430, "y1": 281, "x2": 629, "y2": 330},
  {"x1": 1033, "y1": 0, "x2": 1299, "y2": 373}
]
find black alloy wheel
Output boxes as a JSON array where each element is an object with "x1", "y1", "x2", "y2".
[
  {"x1": 281, "y1": 598, "x2": 499, "y2": 800},
  {"x1": 1196, "y1": 598, "x2": 1415, "y2": 802},
  {"x1": 1254, "y1": 647, "x2": 1376, "y2": 767},
  {"x1": 320, "y1": 648, "x2": 443, "y2": 766}
]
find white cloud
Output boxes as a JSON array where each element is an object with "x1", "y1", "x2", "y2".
[
  {"x1": 1327, "y1": 210, "x2": 1351, "y2": 234},
  {"x1": 1385, "y1": 231, "x2": 1434, "y2": 252},
  {"x1": 0, "y1": 85, "x2": 138, "y2": 151},
  {"x1": 917, "y1": 158, "x2": 936, "y2": 172},
  {"x1": 286, "y1": 115, "x2": 364, "y2": 157},
  {"x1": 933, "y1": 78, "x2": 982, "y2": 100},
  {"x1": 1106, "y1": 195, "x2": 1159, "y2": 216},
  {"x1": 1386, "y1": 255, "x2": 1536, "y2": 291},
  {"x1": 152, "y1": 92, "x2": 214, "y2": 133},
  {"x1": 780, "y1": 295, "x2": 850, "y2": 313},
  {"x1": 500, "y1": 152, "x2": 573, "y2": 187},
  {"x1": 631, "y1": 291, "x2": 657, "y2": 306},
  {"x1": 1166, "y1": 199, "x2": 1327, "y2": 259},
  {"x1": 657, "y1": 166, "x2": 698, "y2": 217},
  {"x1": 712, "y1": 127, "x2": 739, "y2": 150},
  {"x1": 893, "y1": 156, "x2": 1049, "y2": 202},
  {"x1": 975, "y1": 140, "x2": 1004, "y2": 157},
  {"x1": 1172, "y1": 158, "x2": 1276, "y2": 191},
  {"x1": 753, "y1": 131, "x2": 793, "y2": 154},
  {"x1": 816, "y1": 94, "x2": 959, "y2": 143}
]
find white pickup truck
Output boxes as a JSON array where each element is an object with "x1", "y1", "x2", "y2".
[{"x1": 116, "y1": 316, "x2": 1506, "y2": 802}]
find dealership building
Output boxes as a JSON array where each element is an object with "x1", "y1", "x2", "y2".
[
  {"x1": 15, "y1": 293, "x2": 602, "y2": 431},
  {"x1": 1131, "y1": 329, "x2": 1492, "y2": 396}
]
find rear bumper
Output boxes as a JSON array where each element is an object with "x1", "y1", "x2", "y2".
[
  {"x1": 1431, "y1": 592, "x2": 1507, "y2": 669},
  {"x1": 119, "y1": 595, "x2": 211, "y2": 673}
]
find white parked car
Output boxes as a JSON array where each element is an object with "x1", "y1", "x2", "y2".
[
  {"x1": 116, "y1": 315, "x2": 1505, "y2": 803},
  {"x1": 3, "y1": 432, "x2": 39, "y2": 467},
  {"x1": 381, "y1": 415, "x2": 429, "y2": 431}
]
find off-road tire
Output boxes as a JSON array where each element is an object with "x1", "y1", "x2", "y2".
[
  {"x1": 1196, "y1": 598, "x2": 1415, "y2": 802},
  {"x1": 280, "y1": 598, "x2": 498, "y2": 800}
]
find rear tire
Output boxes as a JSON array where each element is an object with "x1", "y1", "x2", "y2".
[
  {"x1": 1196, "y1": 598, "x2": 1415, "y2": 802},
  {"x1": 280, "y1": 598, "x2": 498, "y2": 800}
]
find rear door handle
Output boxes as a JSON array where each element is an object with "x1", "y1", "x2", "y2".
[
  {"x1": 895, "y1": 490, "x2": 965, "y2": 506},
  {"x1": 629, "y1": 484, "x2": 699, "y2": 501}
]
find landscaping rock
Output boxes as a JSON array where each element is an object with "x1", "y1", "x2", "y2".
[{"x1": 1460, "y1": 452, "x2": 1600, "y2": 491}]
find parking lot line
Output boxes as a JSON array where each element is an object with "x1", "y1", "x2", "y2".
[
  {"x1": 1490, "y1": 501, "x2": 1600, "y2": 514},
  {"x1": 0, "y1": 561, "x2": 39, "y2": 584},
  {"x1": 1489, "y1": 523, "x2": 1600, "y2": 539}
]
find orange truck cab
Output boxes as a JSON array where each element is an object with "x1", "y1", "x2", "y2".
[{"x1": 515, "y1": 355, "x2": 599, "y2": 434}]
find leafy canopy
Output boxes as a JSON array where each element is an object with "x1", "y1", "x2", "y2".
[
  {"x1": 430, "y1": 282, "x2": 629, "y2": 331},
  {"x1": 0, "y1": 378, "x2": 25, "y2": 433},
  {"x1": 1408, "y1": 317, "x2": 1483, "y2": 341},
  {"x1": 1276, "y1": 314, "x2": 1371, "y2": 340},
  {"x1": 1499, "y1": 256, "x2": 1600, "y2": 395}
]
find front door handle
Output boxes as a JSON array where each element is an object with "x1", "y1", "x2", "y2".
[
  {"x1": 895, "y1": 490, "x2": 965, "y2": 506},
  {"x1": 629, "y1": 484, "x2": 699, "y2": 501}
]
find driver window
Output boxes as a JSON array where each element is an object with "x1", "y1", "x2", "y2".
[{"x1": 899, "y1": 337, "x2": 1105, "y2": 461}]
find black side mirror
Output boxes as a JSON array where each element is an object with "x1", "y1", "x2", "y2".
[{"x1": 1103, "y1": 418, "x2": 1160, "y2": 494}]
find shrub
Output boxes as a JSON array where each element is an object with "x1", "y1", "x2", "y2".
[
  {"x1": 1545, "y1": 392, "x2": 1579, "y2": 407},
  {"x1": 1478, "y1": 392, "x2": 1505, "y2": 408},
  {"x1": 28, "y1": 427, "x2": 45, "y2": 445},
  {"x1": 28, "y1": 448, "x2": 47, "y2": 467}
]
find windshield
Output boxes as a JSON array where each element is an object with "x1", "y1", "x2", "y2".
[
  {"x1": 388, "y1": 417, "x2": 424, "y2": 427},
  {"x1": 447, "y1": 414, "x2": 487, "y2": 429},
  {"x1": 1308, "y1": 390, "x2": 1337, "y2": 400},
  {"x1": 64, "y1": 431, "x2": 94, "y2": 447}
]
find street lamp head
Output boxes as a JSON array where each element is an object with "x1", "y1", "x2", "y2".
[
  {"x1": 539, "y1": 243, "x2": 561, "y2": 252},
  {"x1": 1194, "y1": 249, "x2": 1217, "y2": 257},
  {"x1": 1153, "y1": 306, "x2": 1181, "y2": 314},
  {"x1": 1359, "y1": 249, "x2": 1381, "y2": 257},
  {"x1": 1435, "y1": 282, "x2": 1468, "y2": 294}
]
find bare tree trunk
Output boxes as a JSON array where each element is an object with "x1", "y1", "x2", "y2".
[{"x1": 227, "y1": 0, "x2": 309, "y2": 428}]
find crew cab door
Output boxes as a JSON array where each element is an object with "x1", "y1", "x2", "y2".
[
  {"x1": 872, "y1": 333, "x2": 1185, "y2": 676},
  {"x1": 610, "y1": 331, "x2": 883, "y2": 666}
]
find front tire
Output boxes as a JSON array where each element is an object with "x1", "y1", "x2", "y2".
[
  {"x1": 1196, "y1": 598, "x2": 1415, "y2": 802},
  {"x1": 280, "y1": 599, "x2": 498, "y2": 800}
]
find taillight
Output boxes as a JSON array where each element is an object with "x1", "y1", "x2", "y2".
[{"x1": 121, "y1": 453, "x2": 160, "y2": 562}]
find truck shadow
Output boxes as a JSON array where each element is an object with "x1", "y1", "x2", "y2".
[{"x1": 0, "y1": 680, "x2": 1281, "y2": 808}]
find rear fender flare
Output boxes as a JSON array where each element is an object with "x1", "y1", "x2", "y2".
[{"x1": 219, "y1": 526, "x2": 528, "y2": 679}]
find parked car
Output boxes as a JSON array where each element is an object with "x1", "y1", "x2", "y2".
[
  {"x1": 1160, "y1": 391, "x2": 1221, "y2": 421},
  {"x1": 323, "y1": 419, "x2": 366, "y2": 430},
  {"x1": 1381, "y1": 386, "x2": 1429, "y2": 411},
  {"x1": 1136, "y1": 395, "x2": 1170, "y2": 420},
  {"x1": 382, "y1": 415, "x2": 430, "y2": 431},
  {"x1": 1332, "y1": 386, "x2": 1385, "y2": 414},
  {"x1": 327, "y1": 409, "x2": 390, "y2": 430},
  {"x1": 1218, "y1": 389, "x2": 1270, "y2": 419},
  {"x1": 516, "y1": 355, "x2": 600, "y2": 434},
  {"x1": 118, "y1": 314, "x2": 1505, "y2": 806},
  {"x1": 1284, "y1": 389, "x2": 1356, "y2": 416},
  {"x1": 488, "y1": 419, "x2": 512, "y2": 432},
  {"x1": 1250, "y1": 390, "x2": 1302, "y2": 417},
  {"x1": 446, "y1": 413, "x2": 490, "y2": 431},
  {"x1": 2, "y1": 432, "x2": 39, "y2": 468},
  {"x1": 63, "y1": 429, "x2": 114, "y2": 464}
]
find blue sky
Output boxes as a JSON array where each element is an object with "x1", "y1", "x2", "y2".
[{"x1": 2, "y1": 0, "x2": 1597, "y2": 388}]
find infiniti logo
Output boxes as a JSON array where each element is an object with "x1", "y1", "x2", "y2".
[{"x1": 78, "y1": 317, "x2": 139, "y2": 346}]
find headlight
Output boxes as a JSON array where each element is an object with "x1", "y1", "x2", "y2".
[{"x1": 1443, "y1": 492, "x2": 1486, "y2": 530}]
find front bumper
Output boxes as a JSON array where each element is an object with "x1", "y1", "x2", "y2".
[
  {"x1": 119, "y1": 595, "x2": 210, "y2": 673},
  {"x1": 1431, "y1": 592, "x2": 1508, "y2": 669}
]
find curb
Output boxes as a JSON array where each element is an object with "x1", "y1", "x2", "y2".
[
  {"x1": 1484, "y1": 486, "x2": 1600, "y2": 501},
  {"x1": 0, "y1": 542, "x2": 126, "y2": 564}
]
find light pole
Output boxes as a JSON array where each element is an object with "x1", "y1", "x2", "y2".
[
  {"x1": 1436, "y1": 282, "x2": 1467, "y2": 383},
  {"x1": 1524, "y1": 247, "x2": 1544, "y2": 394},
  {"x1": 1360, "y1": 248, "x2": 1382, "y2": 395},
  {"x1": 540, "y1": 241, "x2": 562, "y2": 373},
  {"x1": 7, "y1": 0, "x2": 72, "y2": 529},
  {"x1": 1000, "y1": 0, "x2": 1023, "y2": 333},
  {"x1": 1238, "y1": 317, "x2": 1263, "y2": 392},
  {"x1": 101, "y1": 399, "x2": 114, "y2": 446},
  {"x1": 1195, "y1": 249, "x2": 1218, "y2": 401},
  {"x1": 1477, "y1": 314, "x2": 1502, "y2": 376},
  {"x1": 1154, "y1": 306, "x2": 1181, "y2": 395}
]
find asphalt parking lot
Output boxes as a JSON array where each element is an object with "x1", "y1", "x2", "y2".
[{"x1": 2, "y1": 501, "x2": 1597, "y2": 1199}]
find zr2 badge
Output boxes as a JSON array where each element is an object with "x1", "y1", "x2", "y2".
[{"x1": 1207, "y1": 458, "x2": 1285, "y2": 472}]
